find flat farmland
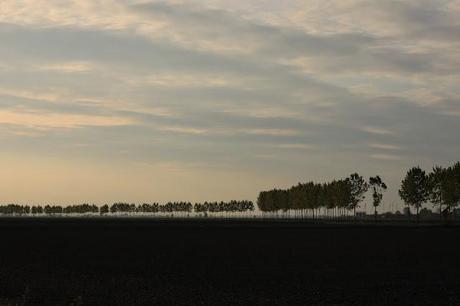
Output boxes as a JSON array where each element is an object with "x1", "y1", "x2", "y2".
[{"x1": 0, "y1": 218, "x2": 459, "y2": 305}]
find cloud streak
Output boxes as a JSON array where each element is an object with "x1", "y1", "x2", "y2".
[
  {"x1": 0, "y1": 109, "x2": 135, "y2": 130},
  {"x1": 0, "y1": 0, "x2": 459, "y2": 205}
]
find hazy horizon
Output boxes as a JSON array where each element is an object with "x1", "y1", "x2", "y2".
[{"x1": 1, "y1": 1, "x2": 459, "y2": 210}]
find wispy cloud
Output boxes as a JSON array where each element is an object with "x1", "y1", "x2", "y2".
[
  {"x1": 37, "y1": 61, "x2": 93, "y2": 73},
  {"x1": 0, "y1": 87, "x2": 63, "y2": 103},
  {"x1": 277, "y1": 143, "x2": 314, "y2": 150},
  {"x1": 0, "y1": 110, "x2": 135, "y2": 129},
  {"x1": 369, "y1": 143, "x2": 402, "y2": 150},
  {"x1": 362, "y1": 126, "x2": 394, "y2": 136},
  {"x1": 0, "y1": 0, "x2": 459, "y2": 203},
  {"x1": 370, "y1": 154, "x2": 402, "y2": 161},
  {"x1": 243, "y1": 128, "x2": 300, "y2": 136},
  {"x1": 159, "y1": 126, "x2": 208, "y2": 135}
]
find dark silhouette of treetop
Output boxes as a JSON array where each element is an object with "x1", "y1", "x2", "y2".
[
  {"x1": 348, "y1": 173, "x2": 369, "y2": 216},
  {"x1": 399, "y1": 166, "x2": 429, "y2": 221},
  {"x1": 369, "y1": 175, "x2": 387, "y2": 220}
]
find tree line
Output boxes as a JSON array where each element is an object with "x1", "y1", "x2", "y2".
[
  {"x1": 257, "y1": 173, "x2": 385, "y2": 219},
  {"x1": 399, "y1": 162, "x2": 460, "y2": 221},
  {"x1": 0, "y1": 201, "x2": 254, "y2": 216},
  {"x1": 256, "y1": 161, "x2": 460, "y2": 221},
  {"x1": 194, "y1": 201, "x2": 254, "y2": 214},
  {"x1": 1, "y1": 162, "x2": 458, "y2": 222}
]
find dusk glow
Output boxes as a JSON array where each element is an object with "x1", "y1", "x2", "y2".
[{"x1": 1, "y1": 1, "x2": 459, "y2": 207}]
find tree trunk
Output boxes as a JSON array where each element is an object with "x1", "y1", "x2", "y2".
[{"x1": 440, "y1": 203, "x2": 443, "y2": 222}]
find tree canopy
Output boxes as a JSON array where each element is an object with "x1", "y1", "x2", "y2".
[{"x1": 399, "y1": 166, "x2": 430, "y2": 218}]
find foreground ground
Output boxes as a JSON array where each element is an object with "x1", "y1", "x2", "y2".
[{"x1": 0, "y1": 218, "x2": 459, "y2": 305}]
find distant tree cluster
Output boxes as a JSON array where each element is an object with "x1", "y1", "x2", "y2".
[
  {"x1": 136, "y1": 203, "x2": 160, "y2": 213},
  {"x1": 0, "y1": 204, "x2": 31, "y2": 215},
  {"x1": 257, "y1": 174, "x2": 385, "y2": 218},
  {"x1": 63, "y1": 204, "x2": 99, "y2": 214},
  {"x1": 43, "y1": 205, "x2": 64, "y2": 214},
  {"x1": 194, "y1": 201, "x2": 254, "y2": 215},
  {"x1": 0, "y1": 201, "x2": 254, "y2": 217},
  {"x1": 109, "y1": 203, "x2": 137, "y2": 213},
  {"x1": 399, "y1": 162, "x2": 460, "y2": 220},
  {"x1": 161, "y1": 202, "x2": 193, "y2": 214}
]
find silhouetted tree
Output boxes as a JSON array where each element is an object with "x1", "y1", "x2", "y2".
[
  {"x1": 43, "y1": 205, "x2": 63, "y2": 215},
  {"x1": 195, "y1": 201, "x2": 254, "y2": 218},
  {"x1": 0, "y1": 204, "x2": 30, "y2": 215},
  {"x1": 31, "y1": 206, "x2": 43, "y2": 215},
  {"x1": 100, "y1": 204, "x2": 109, "y2": 215},
  {"x1": 136, "y1": 203, "x2": 160, "y2": 214},
  {"x1": 110, "y1": 203, "x2": 136, "y2": 214},
  {"x1": 348, "y1": 173, "x2": 369, "y2": 217},
  {"x1": 63, "y1": 204, "x2": 98, "y2": 214},
  {"x1": 437, "y1": 162, "x2": 460, "y2": 219},
  {"x1": 289, "y1": 183, "x2": 307, "y2": 218},
  {"x1": 369, "y1": 176, "x2": 387, "y2": 220},
  {"x1": 451, "y1": 162, "x2": 460, "y2": 213},
  {"x1": 428, "y1": 166, "x2": 448, "y2": 220},
  {"x1": 399, "y1": 167, "x2": 429, "y2": 222}
]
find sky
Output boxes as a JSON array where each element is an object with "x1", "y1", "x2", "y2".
[{"x1": 0, "y1": 0, "x2": 459, "y2": 209}]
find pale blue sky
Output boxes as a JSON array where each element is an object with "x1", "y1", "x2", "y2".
[{"x1": 0, "y1": 0, "x2": 459, "y2": 210}]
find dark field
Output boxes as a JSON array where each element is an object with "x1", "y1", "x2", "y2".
[{"x1": 1, "y1": 218, "x2": 459, "y2": 305}]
